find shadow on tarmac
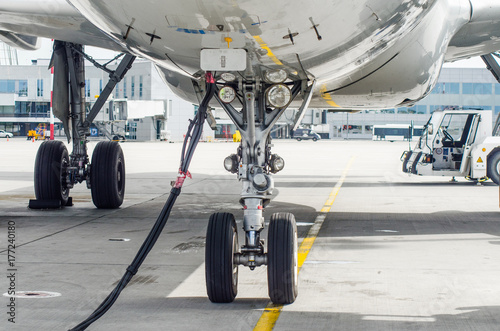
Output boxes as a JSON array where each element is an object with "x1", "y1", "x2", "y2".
[{"x1": 320, "y1": 211, "x2": 500, "y2": 238}]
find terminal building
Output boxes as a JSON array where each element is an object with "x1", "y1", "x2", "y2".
[
  {"x1": 324, "y1": 66, "x2": 500, "y2": 139},
  {"x1": 0, "y1": 52, "x2": 499, "y2": 141},
  {"x1": 0, "y1": 58, "x2": 200, "y2": 141}
]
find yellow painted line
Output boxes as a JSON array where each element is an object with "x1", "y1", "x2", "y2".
[
  {"x1": 253, "y1": 156, "x2": 355, "y2": 331},
  {"x1": 320, "y1": 206, "x2": 331, "y2": 213},
  {"x1": 319, "y1": 84, "x2": 341, "y2": 108},
  {"x1": 253, "y1": 304, "x2": 284, "y2": 331},
  {"x1": 253, "y1": 36, "x2": 284, "y2": 66}
]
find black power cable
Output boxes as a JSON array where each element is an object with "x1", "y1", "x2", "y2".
[{"x1": 69, "y1": 73, "x2": 216, "y2": 331}]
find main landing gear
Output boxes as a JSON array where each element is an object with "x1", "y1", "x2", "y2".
[
  {"x1": 30, "y1": 41, "x2": 135, "y2": 209},
  {"x1": 204, "y1": 71, "x2": 310, "y2": 304}
]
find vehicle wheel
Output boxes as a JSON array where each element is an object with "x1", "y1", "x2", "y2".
[
  {"x1": 312, "y1": 137, "x2": 318, "y2": 142},
  {"x1": 268, "y1": 212, "x2": 298, "y2": 304},
  {"x1": 296, "y1": 138, "x2": 302, "y2": 141},
  {"x1": 90, "y1": 141, "x2": 125, "y2": 208},
  {"x1": 34, "y1": 140, "x2": 70, "y2": 205},
  {"x1": 487, "y1": 151, "x2": 500, "y2": 185},
  {"x1": 206, "y1": 212, "x2": 239, "y2": 303}
]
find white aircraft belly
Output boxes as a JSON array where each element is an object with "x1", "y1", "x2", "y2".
[
  {"x1": 67, "y1": 0, "x2": 472, "y2": 109},
  {"x1": 0, "y1": 0, "x2": 126, "y2": 51},
  {"x1": 69, "y1": 0, "x2": 411, "y2": 71}
]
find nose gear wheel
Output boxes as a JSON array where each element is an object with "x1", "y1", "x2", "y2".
[
  {"x1": 267, "y1": 212, "x2": 299, "y2": 304},
  {"x1": 205, "y1": 212, "x2": 239, "y2": 303}
]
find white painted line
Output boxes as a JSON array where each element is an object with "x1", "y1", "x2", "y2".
[{"x1": 166, "y1": 264, "x2": 268, "y2": 299}]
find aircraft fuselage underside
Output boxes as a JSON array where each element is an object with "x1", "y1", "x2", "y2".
[{"x1": 67, "y1": 0, "x2": 475, "y2": 109}]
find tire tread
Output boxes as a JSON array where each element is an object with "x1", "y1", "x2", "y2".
[
  {"x1": 268, "y1": 212, "x2": 298, "y2": 304},
  {"x1": 34, "y1": 140, "x2": 69, "y2": 204},
  {"x1": 206, "y1": 212, "x2": 238, "y2": 303},
  {"x1": 91, "y1": 141, "x2": 125, "y2": 209}
]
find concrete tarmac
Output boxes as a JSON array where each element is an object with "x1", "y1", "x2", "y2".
[{"x1": 1, "y1": 138, "x2": 500, "y2": 330}]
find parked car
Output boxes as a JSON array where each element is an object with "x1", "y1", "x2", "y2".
[
  {"x1": 292, "y1": 128, "x2": 321, "y2": 141},
  {"x1": 0, "y1": 130, "x2": 13, "y2": 138}
]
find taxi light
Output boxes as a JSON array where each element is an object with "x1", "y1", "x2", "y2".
[
  {"x1": 219, "y1": 86, "x2": 236, "y2": 104},
  {"x1": 269, "y1": 154, "x2": 285, "y2": 173},
  {"x1": 264, "y1": 69, "x2": 288, "y2": 83},
  {"x1": 266, "y1": 84, "x2": 292, "y2": 108},
  {"x1": 224, "y1": 154, "x2": 239, "y2": 173}
]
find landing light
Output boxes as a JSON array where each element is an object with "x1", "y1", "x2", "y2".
[
  {"x1": 219, "y1": 86, "x2": 236, "y2": 104},
  {"x1": 266, "y1": 84, "x2": 292, "y2": 108},
  {"x1": 269, "y1": 154, "x2": 285, "y2": 173},
  {"x1": 264, "y1": 69, "x2": 288, "y2": 84},
  {"x1": 221, "y1": 73, "x2": 236, "y2": 82},
  {"x1": 224, "y1": 154, "x2": 239, "y2": 173}
]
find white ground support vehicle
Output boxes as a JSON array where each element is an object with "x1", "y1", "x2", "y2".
[{"x1": 402, "y1": 110, "x2": 500, "y2": 184}]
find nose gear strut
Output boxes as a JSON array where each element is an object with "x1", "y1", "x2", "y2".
[{"x1": 206, "y1": 78, "x2": 304, "y2": 305}]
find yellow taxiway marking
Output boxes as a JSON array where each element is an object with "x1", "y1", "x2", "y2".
[{"x1": 253, "y1": 156, "x2": 356, "y2": 331}]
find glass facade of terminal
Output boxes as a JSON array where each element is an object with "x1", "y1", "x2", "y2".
[
  {"x1": 379, "y1": 69, "x2": 500, "y2": 115},
  {"x1": 0, "y1": 59, "x2": 196, "y2": 140}
]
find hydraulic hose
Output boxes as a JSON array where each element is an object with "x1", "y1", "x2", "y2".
[{"x1": 69, "y1": 73, "x2": 215, "y2": 331}]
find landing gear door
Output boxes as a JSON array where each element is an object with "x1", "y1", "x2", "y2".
[{"x1": 459, "y1": 114, "x2": 481, "y2": 174}]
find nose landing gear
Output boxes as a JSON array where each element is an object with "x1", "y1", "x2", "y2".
[{"x1": 205, "y1": 79, "x2": 304, "y2": 304}]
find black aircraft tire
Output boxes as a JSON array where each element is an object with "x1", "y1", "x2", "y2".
[
  {"x1": 487, "y1": 151, "x2": 500, "y2": 185},
  {"x1": 91, "y1": 141, "x2": 125, "y2": 209},
  {"x1": 34, "y1": 140, "x2": 70, "y2": 205},
  {"x1": 206, "y1": 212, "x2": 238, "y2": 303},
  {"x1": 268, "y1": 212, "x2": 298, "y2": 304}
]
